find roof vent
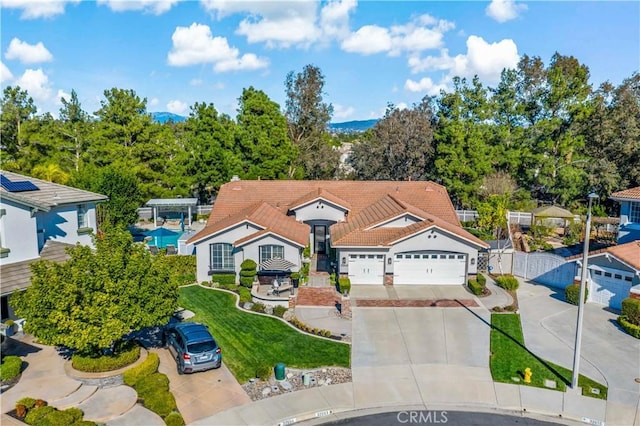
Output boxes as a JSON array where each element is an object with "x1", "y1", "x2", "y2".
[{"x1": 230, "y1": 175, "x2": 241, "y2": 182}]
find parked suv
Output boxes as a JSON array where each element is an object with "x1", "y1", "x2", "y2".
[{"x1": 163, "y1": 322, "x2": 222, "y2": 374}]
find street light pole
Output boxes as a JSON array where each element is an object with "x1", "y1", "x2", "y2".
[{"x1": 571, "y1": 192, "x2": 598, "y2": 389}]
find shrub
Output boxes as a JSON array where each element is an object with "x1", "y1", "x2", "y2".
[
  {"x1": 143, "y1": 390, "x2": 177, "y2": 418},
  {"x1": 39, "y1": 409, "x2": 75, "y2": 426},
  {"x1": 302, "y1": 245, "x2": 310, "y2": 258},
  {"x1": 250, "y1": 303, "x2": 266, "y2": 313},
  {"x1": 137, "y1": 373, "x2": 170, "y2": 397},
  {"x1": 63, "y1": 407, "x2": 84, "y2": 423},
  {"x1": 211, "y1": 274, "x2": 236, "y2": 286},
  {"x1": 16, "y1": 405, "x2": 27, "y2": 418},
  {"x1": 164, "y1": 412, "x2": 185, "y2": 426},
  {"x1": 218, "y1": 282, "x2": 239, "y2": 291},
  {"x1": 495, "y1": 275, "x2": 519, "y2": 291},
  {"x1": 338, "y1": 277, "x2": 351, "y2": 294},
  {"x1": 16, "y1": 397, "x2": 37, "y2": 410},
  {"x1": 0, "y1": 355, "x2": 22, "y2": 380},
  {"x1": 72, "y1": 341, "x2": 140, "y2": 372},
  {"x1": 71, "y1": 422, "x2": 98, "y2": 426},
  {"x1": 477, "y1": 273, "x2": 486, "y2": 286},
  {"x1": 617, "y1": 316, "x2": 640, "y2": 339},
  {"x1": 323, "y1": 330, "x2": 332, "y2": 337},
  {"x1": 123, "y1": 352, "x2": 159, "y2": 387},
  {"x1": 255, "y1": 365, "x2": 271, "y2": 380},
  {"x1": 239, "y1": 276, "x2": 254, "y2": 288},
  {"x1": 565, "y1": 284, "x2": 588, "y2": 306},
  {"x1": 34, "y1": 399, "x2": 47, "y2": 408},
  {"x1": 240, "y1": 259, "x2": 257, "y2": 270},
  {"x1": 239, "y1": 259, "x2": 257, "y2": 288},
  {"x1": 468, "y1": 279, "x2": 484, "y2": 296},
  {"x1": 160, "y1": 255, "x2": 197, "y2": 286},
  {"x1": 621, "y1": 297, "x2": 640, "y2": 326},
  {"x1": 272, "y1": 305, "x2": 287, "y2": 318},
  {"x1": 24, "y1": 406, "x2": 55, "y2": 425},
  {"x1": 238, "y1": 287, "x2": 252, "y2": 304}
]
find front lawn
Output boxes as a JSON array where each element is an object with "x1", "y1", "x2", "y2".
[
  {"x1": 178, "y1": 285, "x2": 350, "y2": 383},
  {"x1": 490, "y1": 313, "x2": 607, "y2": 399}
]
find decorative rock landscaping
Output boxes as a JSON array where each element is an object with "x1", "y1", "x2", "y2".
[{"x1": 242, "y1": 367, "x2": 352, "y2": 401}]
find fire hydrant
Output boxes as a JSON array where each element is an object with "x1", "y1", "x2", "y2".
[{"x1": 524, "y1": 367, "x2": 532, "y2": 383}]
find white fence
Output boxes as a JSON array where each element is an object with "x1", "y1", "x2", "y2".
[
  {"x1": 512, "y1": 251, "x2": 575, "y2": 289},
  {"x1": 456, "y1": 210, "x2": 533, "y2": 226},
  {"x1": 137, "y1": 205, "x2": 212, "y2": 220}
]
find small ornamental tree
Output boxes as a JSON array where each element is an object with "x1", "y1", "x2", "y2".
[
  {"x1": 239, "y1": 259, "x2": 257, "y2": 288},
  {"x1": 12, "y1": 228, "x2": 177, "y2": 356}
]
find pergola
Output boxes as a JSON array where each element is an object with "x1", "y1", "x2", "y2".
[
  {"x1": 531, "y1": 205, "x2": 576, "y2": 229},
  {"x1": 145, "y1": 198, "x2": 198, "y2": 229}
]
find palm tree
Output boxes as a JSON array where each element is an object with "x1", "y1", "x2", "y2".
[{"x1": 31, "y1": 163, "x2": 70, "y2": 184}]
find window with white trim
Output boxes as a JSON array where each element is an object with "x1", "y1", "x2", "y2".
[
  {"x1": 77, "y1": 204, "x2": 88, "y2": 228},
  {"x1": 210, "y1": 243, "x2": 234, "y2": 270},
  {"x1": 630, "y1": 202, "x2": 640, "y2": 223},
  {"x1": 259, "y1": 245, "x2": 284, "y2": 263}
]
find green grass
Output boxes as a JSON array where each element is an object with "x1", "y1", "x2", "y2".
[
  {"x1": 178, "y1": 286, "x2": 350, "y2": 383},
  {"x1": 490, "y1": 313, "x2": 607, "y2": 399}
]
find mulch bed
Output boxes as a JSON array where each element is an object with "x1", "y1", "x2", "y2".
[{"x1": 353, "y1": 299, "x2": 479, "y2": 308}]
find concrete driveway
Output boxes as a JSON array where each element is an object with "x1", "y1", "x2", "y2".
[
  {"x1": 155, "y1": 348, "x2": 251, "y2": 424},
  {"x1": 518, "y1": 280, "x2": 640, "y2": 424}
]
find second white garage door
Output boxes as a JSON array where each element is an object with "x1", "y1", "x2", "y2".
[
  {"x1": 588, "y1": 267, "x2": 633, "y2": 310},
  {"x1": 348, "y1": 254, "x2": 385, "y2": 284},
  {"x1": 394, "y1": 253, "x2": 466, "y2": 285}
]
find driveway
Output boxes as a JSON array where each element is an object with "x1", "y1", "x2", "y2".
[
  {"x1": 518, "y1": 280, "x2": 640, "y2": 423},
  {"x1": 155, "y1": 348, "x2": 251, "y2": 424}
]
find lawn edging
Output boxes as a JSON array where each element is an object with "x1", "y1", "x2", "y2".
[{"x1": 193, "y1": 283, "x2": 350, "y2": 345}]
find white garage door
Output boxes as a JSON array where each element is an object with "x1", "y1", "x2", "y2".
[
  {"x1": 394, "y1": 253, "x2": 466, "y2": 285},
  {"x1": 588, "y1": 267, "x2": 633, "y2": 310},
  {"x1": 348, "y1": 254, "x2": 385, "y2": 285}
]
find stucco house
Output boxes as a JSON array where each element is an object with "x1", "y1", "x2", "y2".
[
  {"x1": 611, "y1": 186, "x2": 640, "y2": 244},
  {"x1": 0, "y1": 171, "x2": 107, "y2": 320},
  {"x1": 188, "y1": 179, "x2": 489, "y2": 286}
]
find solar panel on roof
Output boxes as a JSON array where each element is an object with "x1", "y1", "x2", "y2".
[{"x1": 1, "y1": 175, "x2": 39, "y2": 192}]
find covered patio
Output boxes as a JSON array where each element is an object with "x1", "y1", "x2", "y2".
[{"x1": 145, "y1": 198, "x2": 198, "y2": 230}]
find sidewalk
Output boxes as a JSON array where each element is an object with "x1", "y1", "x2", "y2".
[{"x1": 476, "y1": 274, "x2": 513, "y2": 310}]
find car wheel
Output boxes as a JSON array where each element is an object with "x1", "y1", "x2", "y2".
[{"x1": 214, "y1": 362, "x2": 222, "y2": 369}]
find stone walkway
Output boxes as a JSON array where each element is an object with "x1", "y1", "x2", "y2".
[{"x1": 295, "y1": 287, "x2": 339, "y2": 306}]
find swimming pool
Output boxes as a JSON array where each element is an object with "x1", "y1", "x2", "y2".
[{"x1": 147, "y1": 232, "x2": 183, "y2": 249}]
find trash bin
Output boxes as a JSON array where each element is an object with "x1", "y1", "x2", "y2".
[
  {"x1": 302, "y1": 373, "x2": 311, "y2": 386},
  {"x1": 274, "y1": 363, "x2": 286, "y2": 380}
]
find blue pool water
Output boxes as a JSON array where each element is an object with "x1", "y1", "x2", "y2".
[{"x1": 147, "y1": 233, "x2": 183, "y2": 249}]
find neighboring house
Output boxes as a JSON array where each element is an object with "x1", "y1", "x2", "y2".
[
  {"x1": 188, "y1": 179, "x2": 489, "y2": 286},
  {"x1": 610, "y1": 186, "x2": 640, "y2": 244},
  {"x1": 0, "y1": 171, "x2": 107, "y2": 320},
  {"x1": 568, "y1": 241, "x2": 640, "y2": 310}
]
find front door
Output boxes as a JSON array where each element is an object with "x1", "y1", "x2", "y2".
[{"x1": 314, "y1": 225, "x2": 326, "y2": 254}]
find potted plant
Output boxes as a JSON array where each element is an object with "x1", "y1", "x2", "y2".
[
  {"x1": 290, "y1": 272, "x2": 300, "y2": 288},
  {"x1": 3, "y1": 319, "x2": 16, "y2": 337}
]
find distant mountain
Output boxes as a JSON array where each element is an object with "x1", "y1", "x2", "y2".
[
  {"x1": 150, "y1": 112, "x2": 187, "y2": 124},
  {"x1": 330, "y1": 119, "x2": 378, "y2": 133}
]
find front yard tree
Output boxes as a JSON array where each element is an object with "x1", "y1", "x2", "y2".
[{"x1": 12, "y1": 228, "x2": 177, "y2": 356}]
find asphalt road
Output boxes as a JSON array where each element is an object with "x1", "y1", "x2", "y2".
[{"x1": 325, "y1": 411, "x2": 566, "y2": 426}]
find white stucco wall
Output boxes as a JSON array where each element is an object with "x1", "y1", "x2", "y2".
[
  {"x1": 0, "y1": 199, "x2": 39, "y2": 264},
  {"x1": 238, "y1": 235, "x2": 301, "y2": 272},
  {"x1": 375, "y1": 214, "x2": 421, "y2": 228},
  {"x1": 337, "y1": 248, "x2": 390, "y2": 275},
  {"x1": 293, "y1": 201, "x2": 347, "y2": 223},
  {"x1": 37, "y1": 204, "x2": 97, "y2": 247}
]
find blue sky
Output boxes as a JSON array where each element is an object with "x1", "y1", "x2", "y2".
[{"x1": 1, "y1": 0, "x2": 638, "y2": 121}]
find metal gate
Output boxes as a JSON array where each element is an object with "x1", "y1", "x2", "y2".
[{"x1": 513, "y1": 252, "x2": 575, "y2": 289}]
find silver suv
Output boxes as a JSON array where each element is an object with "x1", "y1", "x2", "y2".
[{"x1": 163, "y1": 322, "x2": 222, "y2": 374}]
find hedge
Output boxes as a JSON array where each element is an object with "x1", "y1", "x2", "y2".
[
  {"x1": 495, "y1": 275, "x2": 519, "y2": 291},
  {"x1": 238, "y1": 287, "x2": 252, "y2": 304},
  {"x1": 240, "y1": 259, "x2": 257, "y2": 270},
  {"x1": 211, "y1": 274, "x2": 236, "y2": 286},
  {"x1": 617, "y1": 315, "x2": 640, "y2": 339},
  {"x1": 136, "y1": 373, "x2": 169, "y2": 396},
  {"x1": 273, "y1": 305, "x2": 287, "y2": 318},
  {"x1": 164, "y1": 412, "x2": 186, "y2": 426},
  {"x1": 565, "y1": 284, "x2": 588, "y2": 305},
  {"x1": 24, "y1": 406, "x2": 55, "y2": 425},
  {"x1": 621, "y1": 297, "x2": 640, "y2": 325},
  {"x1": 477, "y1": 273, "x2": 486, "y2": 286},
  {"x1": 468, "y1": 279, "x2": 484, "y2": 296},
  {"x1": 0, "y1": 355, "x2": 22, "y2": 380},
  {"x1": 71, "y1": 422, "x2": 98, "y2": 426},
  {"x1": 142, "y1": 389, "x2": 177, "y2": 418},
  {"x1": 239, "y1": 276, "x2": 254, "y2": 288},
  {"x1": 161, "y1": 255, "x2": 197, "y2": 286},
  {"x1": 16, "y1": 397, "x2": 37, "y2": 410},
  {"x1": 72, "y1": 341, "x2": 140, "y2": 372},
  {"x1": 122, "y1": 352, "x2": 159, "y2": 387},
  {"x1": 338, "y1": 277, "x2": 351, "y2": 294},
  {"x1": 39, "y1": 409, "x2": 75, "y2": 425}
]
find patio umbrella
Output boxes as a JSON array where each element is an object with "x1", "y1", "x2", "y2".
[
  {"x1": 259, "y1": 258, "x2": 297, "y2": 271},
  {"x1": 143, "y1": 227, "x2": 179, "y2": 248}
]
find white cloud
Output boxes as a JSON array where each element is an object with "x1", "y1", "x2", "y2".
[
  {"x1": 202, "y1": 0, "x2": 356, "y2": 48},
  {"x1": 55, "y1": 89, "x2": 71, "y2": 105},
  {"x1": 97, "y1": 0, "x2": 182, "y2": 15},
  {"x1": 404, "y1": 77, "x2": 448, "y2": 96},
  {"x1": 1, "y1": 61, "x2": 13, "y2": 82},
  {"x1": 15, "y1": 68, "x2": 52, "y2": 104},
  {"x1": 0, "y1": 0, "x2": 80, "y2": 19},
  {"x1": 408, "y1": 49, "x2": 456, "y2": 74},
  {"x1": 166, "y1": 100, "x2": 188, "y2": 115},
  {"x1": 342, "y1": 14, "x2": 454, "y2": 56},
  {"x1": 5, "y1": 38, "x2": 53, "y2": 64},
  {"x1": 167, "y1": 23, "x2": 268, "y2": 72},
  {"x1": 333, "y1": 104, "x2": 355, "y2": 119},
  {"x1": 149, "y1": 97, "x2": 159, "y2": 107},
  {"x1": 486, "y1": 0, "x2": 527, "y2": 23}
]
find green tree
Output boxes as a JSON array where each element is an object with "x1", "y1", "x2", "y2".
[
  {"x1": 285, "y1": 64, "x2": 339, "y2": 179},
  {"x1": 350, "y1": 100, "x2": 436, "y2": 180},
  {"x1": 58, "y1": 89, "x2": 91, "y2": 172},
  {"x1": 12, "y1": 228, "x2": 177, "y2": 356},
  {"x1": 94, "y1": 88, "x2": 152, "y2": 149},
  {"x1": 235, "y1": 87, "x2": 298, "y2": 179},
  {"x1": 87, "y1": 166, "x2": 142, "y2": 228},
  {"x1": 31, "y1": 163, "x2": 70, "y2": 184},
  {"x1": 0, "y1": 86, "x2": 37, "y2": 163}
]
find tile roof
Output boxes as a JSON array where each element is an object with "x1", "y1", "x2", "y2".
[
  {"x1": 567, "y1": 240, "x2": 640, "y2": 271},
  {"x1": 1, "y1": 171, "x2": 107, "y2": 211},
  {"x1": 610, "y1": 186, "x2": 640, "y2": 200},
  {"x1": 189, "y1": 180, "x2": 488, "y2": 249},
  {"x1": 0, "y1": 241, "x2": 73, "y2": 295}
]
